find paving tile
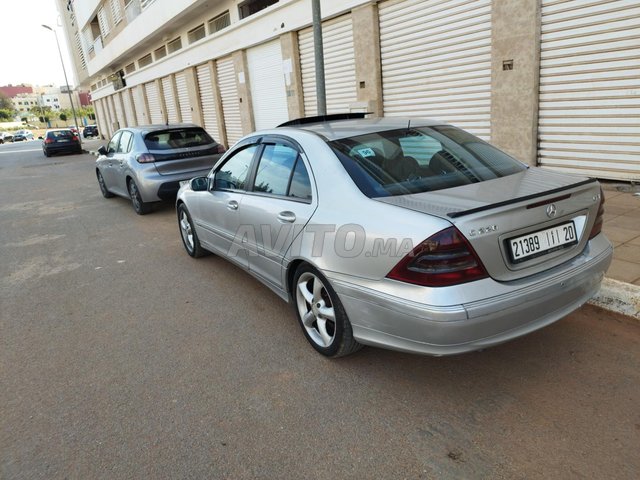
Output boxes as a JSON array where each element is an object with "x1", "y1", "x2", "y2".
[
  {"x1": 604, "y1": 204, "x2": 638, "y2": 217},
  {"x1": 612, "y1": 244, "x2": 640, "y2": 264},
  {"x1": 606, "y1": 258, "x2": 640, "y2": 284},
  {"x1": 604, "y1": 214, "x2": 640, "y2": 231},
  {"x1": 603, "y1": 226, "x2": 640, "y2": 244},
  {"x1": 629, "y1": 235, "x2": 640, "y2": 247}
]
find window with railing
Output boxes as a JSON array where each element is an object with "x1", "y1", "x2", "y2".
[
  {"x1": 167, "y1": 37, "x2": 182, "y2": 54},
  {"x1": 208, "y1": 10, "x2": 230, "y2": 34},
  {"x1": 238, "y1": 0, "x2": 278, "y2": 20},
  {"x1": 97, "y1": 5, "x2": 110, "y2": 36},
  {"x1": 110, "y1": 0, "x2": 123, "y2": 25},
  {"x1": 125, "y1": 62, "x2": 136, "y2": 74},
  {"x1": 187, "y1": 24, "x2": 206, "y2": 44},
  {"x1": 124, "y1": 0, "x2": 141, "y2": 22},
  {"x1": 154, "y1": 45, "x2": 167, "y2": 60}
]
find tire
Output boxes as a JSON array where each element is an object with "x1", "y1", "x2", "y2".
[
  {"x1": 293, "y1": 264, "x2": 362, "y2": 358},
  {"x1": 127, "y1": 179, "x2": 151, "y2": 215},
  {"x1": 96, "y1": 170, "x2": 114, "y2": 198},
  {"x1": 177, "y1": 204, "x2": 208, "y2": 258},
  {"x1": 43, "y1": 149, "x2": 50, "y2": 157}
]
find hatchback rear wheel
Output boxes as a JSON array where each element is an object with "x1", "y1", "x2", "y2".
[
  {"x1": 293, "y1": 264, "x2": 362, "y2": 357},
  {"x1": 128, "y1": 179, "x2": 151, "y2": 215}
]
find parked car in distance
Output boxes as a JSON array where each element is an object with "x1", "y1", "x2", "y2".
[
  {"x1": 0, "y1": 132, "x2": 14, "y2": 144},
  {"x1": 176, "y1": 115, "x2": 613, "y2": 358},
  {"x1": 42, "y1": 129, "x2": 82, "y2": 157},
  {"x1": 96, "y1": 124, "x2": 226, "y2": 214},
  {"x1": 13, "y1": 130, "x2": 34, "y2": 141},
  {"x1": 83, "y1": 125, "x2": 99, "y2": 138}
]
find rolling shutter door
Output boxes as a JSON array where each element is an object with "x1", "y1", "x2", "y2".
[
  {"x1": 145, "y1": 81, "x2": 163, "y2": 124},
  {"x1": 113, "y1": 92, "x2": 125, "y2": 128},
  {"x1": 94, "y1": 99, "x2": 108, "y2": 138},
  {"x1": 379, "y1": 0, "x2": 492, "y2": 139},
  {"x1": 122, "y1": 88, "x2": 136, "y2": 126},
  {"x1": 133, "y1": 85, "x2": 147, "y2": 125},
  {"x1": 162, "y1": 76, "x2": 179, "y2": 124},
  {"x1": 538, "y1": 0, "x2": 640, "y2": 180},
  {"x1": 196, "y1": 63, "x2": 220, "y2": 139},
  {"x1": 217, "y1": 57, "x2": 243, "y2": 146},
  {"x1": 299, "y1": 14, "x2": 357, "y2": 115},
  {"x1": 175, "y1": 72, "x2": 192, "y2": 123},
  {"x1": 247, "y1": 40, "x2": 289, "y2": 129}
]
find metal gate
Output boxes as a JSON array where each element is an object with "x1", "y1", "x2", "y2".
[
  {"x1": 161, "y1": 76, "x2": 179, "y2": 124},
  {"x1": 247, "y1": 40, "x2": 289, "y2": 129},
  {"x1": 298, "y1": 14, "x2": 357, "y2": 115},
  {"x1": 145, "y1": 81, "x2": 163, "y2": 124},
  {"x1": 175, "y1": 72, "x2": 192, "y2": 123},
  {"x1": 196, "y1": 63, "x2": 220, "y2": 139},
  {"x1": 216, "y1": 56, "x2": 243, "y2": 146},
  {"x1": 378, "y1": 0, "x2": 492, "y2": 139},
  {"x1": 538, "y1": 0, "x2": 640, "y2": 180}
]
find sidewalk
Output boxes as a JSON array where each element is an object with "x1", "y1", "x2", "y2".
[{"x1": 591, "y1": 182, "x2": 640, "y2": 318}]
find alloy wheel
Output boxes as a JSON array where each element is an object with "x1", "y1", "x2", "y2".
[{"x1": 296, "y1": 272, "x2": 336, "y2": 348}]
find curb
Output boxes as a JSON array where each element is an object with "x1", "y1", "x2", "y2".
[{"x1": 589, "y1": 277, "x2": 640, "y2": 319}]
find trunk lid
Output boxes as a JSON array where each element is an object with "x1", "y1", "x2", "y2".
[
  {"x1": 150, "y1": 144, "x2": 222, "y2": 176},
  {"x1": 375, "y1": 168, "x2": 603, "y2": 282}
]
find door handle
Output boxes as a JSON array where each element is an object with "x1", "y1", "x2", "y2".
[
  {"x1": 227, "y1": 200, "x2": 239, "y2": 211},
  {"x1": 277, "y1": 211, "x2": 296, "y2": 223}
]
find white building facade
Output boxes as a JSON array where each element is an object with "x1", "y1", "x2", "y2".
[{"x1": 56, "y1": 0, "x2": 640, "y2": 181}]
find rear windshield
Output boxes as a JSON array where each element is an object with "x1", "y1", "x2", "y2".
[
  {"x1": 144, "y1": 128, "x2": 215, "y2": 151},
  {"x1": 329, "y1": 126, "x2": 527, "y2": 198},
  {"x1": 48, "y1": 130, "x2": 73, "y2": 139}
]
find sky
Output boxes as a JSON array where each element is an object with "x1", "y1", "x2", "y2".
[{"x1": 0, "y1": 0, "x2": 76, "y2": 87}]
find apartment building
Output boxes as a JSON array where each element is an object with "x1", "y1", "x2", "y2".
[{"x1": 56, "y1": 0, "x2": 640, "y2": 180}]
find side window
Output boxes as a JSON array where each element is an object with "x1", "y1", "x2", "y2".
[
  {"x1": 107, "y1": 131, "x2": 122, "y2": 154},
  {"x1": 117, "y1": 131, "x2": 133, "y2": 153},
  {"x1": 214, "y1": 145, "x2": 258, "y2": 191},
  {"x1": 253, "y1": 144, "x2": 299, "y2": 196},
  {"x1": 288, "y1": 158, "x2": 312, "y2": 200}
]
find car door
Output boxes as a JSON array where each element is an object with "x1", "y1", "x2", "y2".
[
  {"x1": 239, "y1": 137, "x2": 317, "y2": 290},
  {"x1": 194, "y1": 143, "x2": 261, "y2": 269},
  {"x1": 98, "y1": 131, "x2": 122, "y2": 192},
  {"x1": 112, "y1": 130, "x2": 134, "y2": 195}
]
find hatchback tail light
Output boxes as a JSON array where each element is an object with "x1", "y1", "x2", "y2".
[
  {"x1": 136, "y1": 153, "x2": 156, "y2": 163},
  {"x1": 216, "y1": 144, "x2": 226, "y2": 154},
  {"x1": 386, "y1": 227, "x2": 488, "y2": 287},
  {"x1": 72, "y1": 135, "x2": 79, "y2": 142},
  {"x1": 44, "y1": 138, "x2": 53, "y2": 144},
  {"x1": 588, "y1": 188, "x2": 605, "y2": 240}
]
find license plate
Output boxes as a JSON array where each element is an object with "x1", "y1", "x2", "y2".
[{"x1": 509, "y1": 221, "x2": 578, "y2": 263}]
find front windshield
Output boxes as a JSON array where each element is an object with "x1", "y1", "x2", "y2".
[{"x1": 330, "y1": 126, "x2": 527, "y2": 198}]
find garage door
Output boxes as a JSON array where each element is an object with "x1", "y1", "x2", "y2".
[
  {"x1": 298, "y1": 14, "x2": 357, "y2": 116},
  {"x1": 145, "y1": 81, "x2": 163, "y2": 124},
  {"x1": 122, "y1": 88, "x2": 137, "y2": 127},
  {"x1": 175, "y1": 72, "x2": 192, "y2": 123},
  {"x1": 247, "y1": 40, "x2": 289, "y2": 129},
  {"x1": 196, "y1": 63, "x2": 220, "y2": 139},
  {"x1": 379, "y1": 0, "x2": 492, "y2": 139},
  {"x1": 133, "y1": 85, "x2": 147, "y2": 125},
  {"x1": 113, "y1": 92, "x2": 125, "y2": 128},
  {"x1": 538, "y1": 0, "x2": 640, "y2": 180},
  {"x1": 162, "y1": 76, "x2": 179, "y2": 124},
  {"x1": 217, "y1": 56, "x2": 243, "y2": 146}
]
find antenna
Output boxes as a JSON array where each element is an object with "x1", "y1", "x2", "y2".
[{"x1": 407, "y1": 118, "x2": 411, "y2": 131}]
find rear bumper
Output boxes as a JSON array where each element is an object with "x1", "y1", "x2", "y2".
[
  {"x1": 136, "y1": 168, "x2": 212, "y2": 202},
  {"x1": 44, "y1": 143, "x2": 81, "y2": 154},
  {"x1": 330, "y1": 235, "x2": 613, "y2": 355}
]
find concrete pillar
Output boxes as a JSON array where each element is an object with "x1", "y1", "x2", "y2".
[
  {"x1": 352, "y1": 3, "x2": 383, "y2": 117},
  {"x1": 156, "y1": 78, "x2": 168, "y2": 125},
  {"x1": 125, "y1": 87, "x2": 138, "y2": 127},
  {"x1": 233, "y1": 50, "x2": 255, "y2": 135},
  {"x1": 168, "y1": 74, "x2": 181, "y2": 123},
  {"x1": 490, "y1": 0, "x2": 541, "y2": 166},
  {"x1": 208, "y1": 60, "x2": 228, "y2": 147},
  {"x1": 280, "y1": 31, "x2": 304, "y2": 120},
  {"x1": 137, "y1": 84, "x2": 151, "y2": 125},
  {"x1": 115, "y1": 91, "x2": 126, "y2": 127},
  {"x1": 184, "y1": 67, "x2": 204, "y2": 127}
]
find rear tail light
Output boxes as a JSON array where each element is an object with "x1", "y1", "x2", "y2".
[
  {"x1": 44, "y1": 138, "x2": 53, "y2": 144},
  {"x1": 387, "y1": 226, "x2": 488, "y2": 287},
  {"x1": 216, "y1": 144, "x2": 226, "y2": 154},
  {"x1": 588, "y1": 188, "x2": 605, "y2": 240},
  {"x1": 136, "y1": 153, "x2": 156, "y2": 163},
  {"x1": 72, "y1": 135, "x2": 79, "y2": 141}
]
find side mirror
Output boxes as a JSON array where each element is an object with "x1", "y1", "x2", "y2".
[
  {"x1": 38, "y1": 136, "x2": 43, "y2": 140},
  {"x1": 190, "y1": 176, "x2": 209, "y2": 192},
  {"x1": 98, "y1": 145, "x2": 108, "y2": 156}
]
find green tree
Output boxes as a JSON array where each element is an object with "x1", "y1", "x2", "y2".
[
  {"x1": 0, "y1": 91, "x2": 14, "y2": 111},
  {"x1": 0, "y1": 109, "x2": 15, "y2": 120}
]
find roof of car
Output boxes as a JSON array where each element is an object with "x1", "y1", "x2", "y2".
[
  {"x1": 119, "y1": 123, "x2": 201, "y2": 135},
  {"x1": 278, "y1": 117, "x2": 446, "y2": 141}
]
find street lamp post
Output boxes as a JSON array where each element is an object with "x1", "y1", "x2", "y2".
[{"x1": 42, "y1": 24, "x2": 82, "y2": 147}]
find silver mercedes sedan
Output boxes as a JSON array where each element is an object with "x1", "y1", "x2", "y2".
[{"x1": 176, "y1": 116, "x2": 612, "y2": 357}]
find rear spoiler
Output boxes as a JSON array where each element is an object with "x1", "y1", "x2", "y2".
[{"x1": 278, "y1": 112, "x2": 372, "y2": 127}]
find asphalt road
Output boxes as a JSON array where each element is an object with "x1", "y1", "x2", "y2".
[{"x1": 1, "y1": 141, "x2": 639, "y2": 479}]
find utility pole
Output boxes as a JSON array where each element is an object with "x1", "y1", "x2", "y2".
[{"x1": 312, "y1": 0, "x2": 326, "y2": 116}]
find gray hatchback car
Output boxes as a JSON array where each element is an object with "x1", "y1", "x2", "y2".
[
  {"x1": 176, "y1": 115, "x2": 612, "y2": 358},
  {"x1": 96, "y1": 124, "x2": 225, "y2": 214}
]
